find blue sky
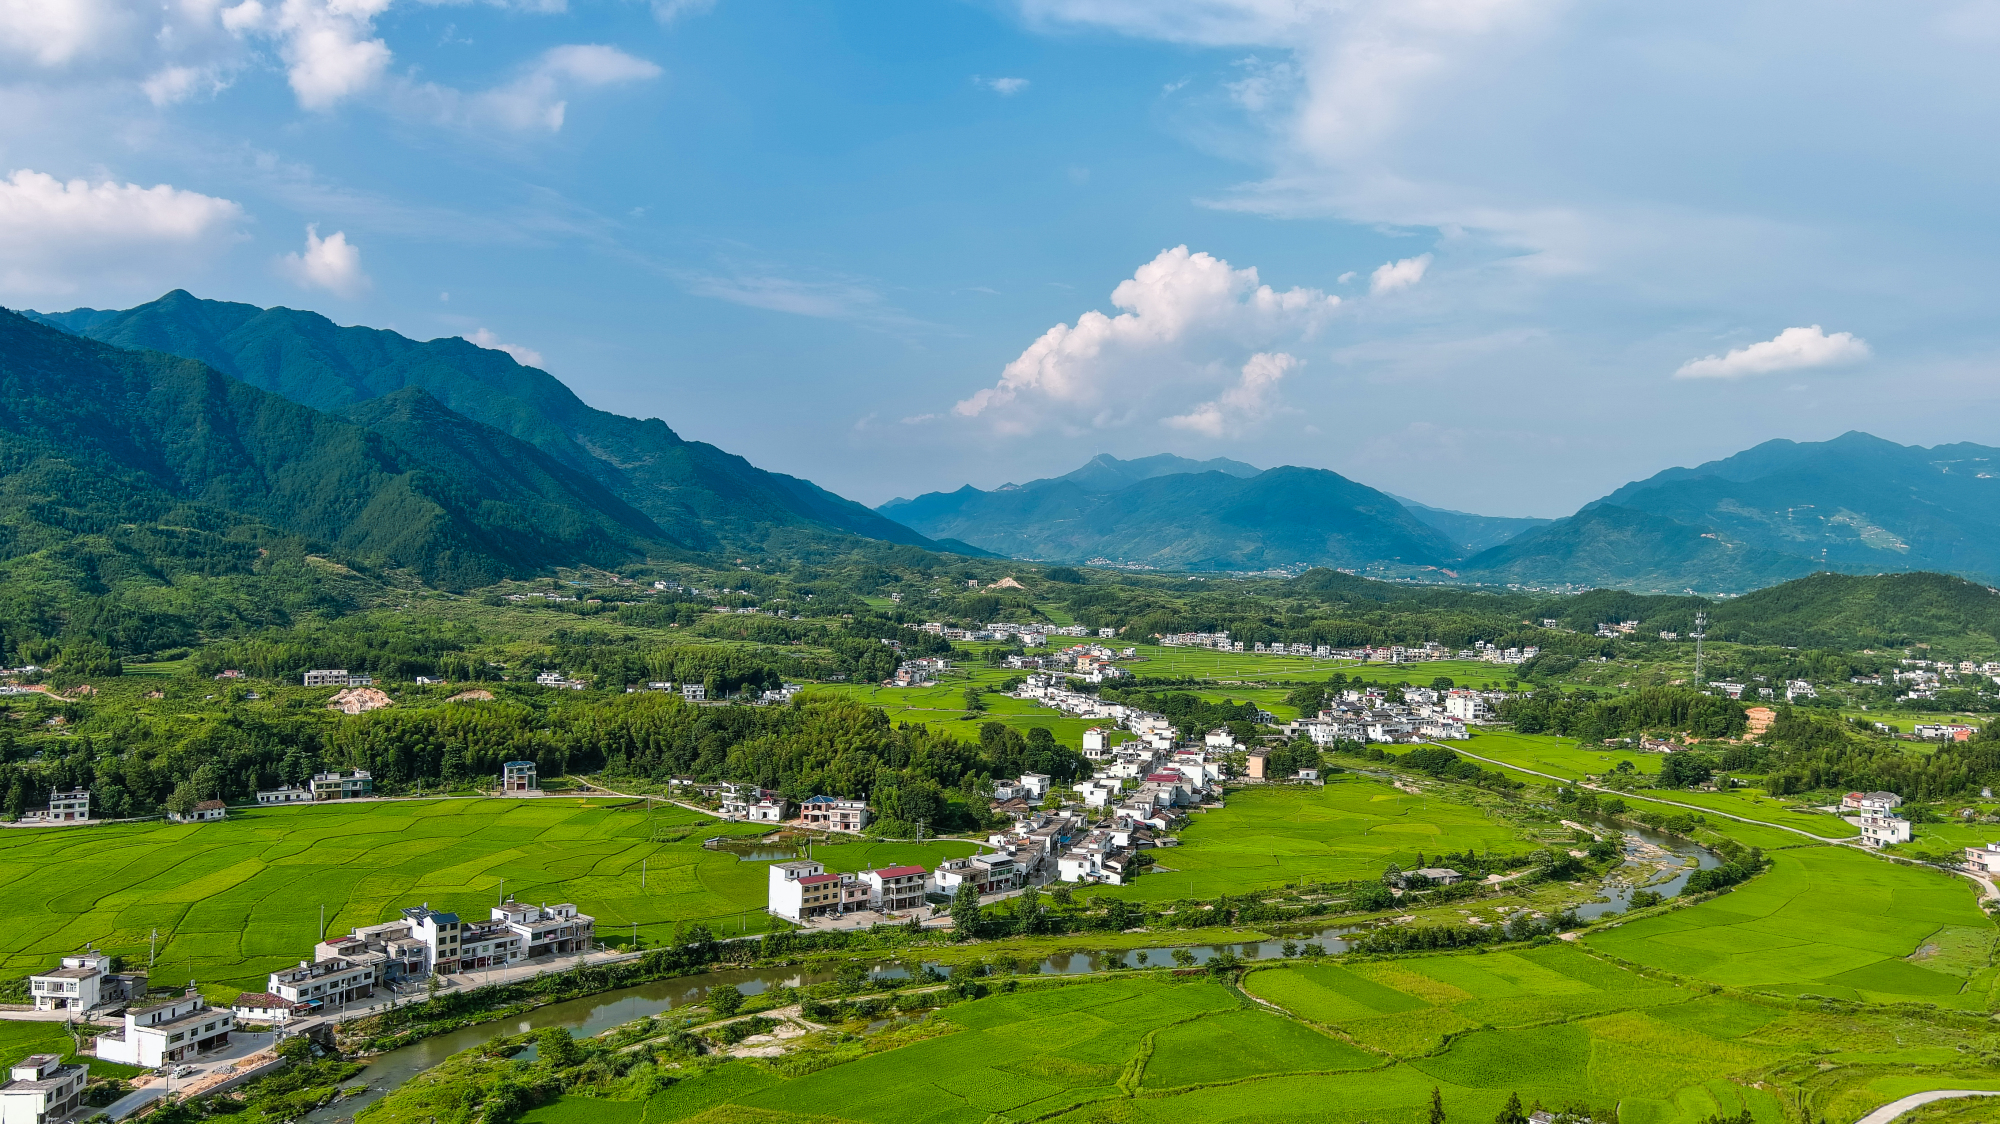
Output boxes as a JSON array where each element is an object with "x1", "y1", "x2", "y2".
[{"x1": 4, "y1": 0, "x2": 1999, "y2": 517}]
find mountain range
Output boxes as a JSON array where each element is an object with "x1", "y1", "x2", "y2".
[
  {"x1": 880, "y1": 454, "x2": 1460, "y2": 571},
  {"x1": 23, "y1": 291, "x2": 946, "y2": 558},
  {"x1": 882, "y1": 438, "x2": 2000, "y2": 592}
]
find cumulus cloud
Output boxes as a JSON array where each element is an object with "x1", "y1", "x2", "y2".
[
  {"x1": 1369, "y1": 252, "x2": 1430, "y2": 294},
  {"x1": 143, "y1": 64, "x2": 232, "y2": 105},
  {"x1": 651, "y1": 0, "x2": 713, "y2": 22},
  {"x1": 277, "y1": 224, "x2": 370, "y2": 297},
  {"x1": 1673, "y1": 326, "x2": 1870, "y2": 380},
  {"x1": 1163, "y1": 351, "x2": 1297, "y2": 436},
  {"x1": 0, "y1": 169, "x2": 244, "y2": 297},
  {"x1": 953, "y1": 245, "x2": 1338, "y2": 435},
  {"x1": 984, "y1": 76, "x2": 1029, "y2": 95},
  {"x1": 468, "y1": 327, "x2": 544, "y2": 367}
]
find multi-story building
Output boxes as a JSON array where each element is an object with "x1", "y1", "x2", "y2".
[
  {"x1": 862, "y1": 866, "x2": 927, "y2": 913},
  {"x1": 256, "y1": 786, "x2": 312, "y2": 805},
  {"x1": 400, "y1": 906, "x2": 462, "y2": 973},
  {"x1": 311, "y1": 769, "x2": 373, "y2": 800},
  {"x1": 265, "y1": 956, "x2": 377, "y2": 1007},
  {"x1": 491, "y1": 901, "x2": 593, "y2": 959},
  {"x1": 27, "y1": 950, "x2": 133, "y2": 1014},
  {"x1": 303, "y1": 669, "x2": 372, "y2": 687},
  {"x1": 770, "y1": 860, "x2": 828, "y2": 921},
  {"x1": 1858, "y1": 811, "x2": 1912, "y2": 848},
  {"x1": 39, "y1": 791, "x2": 89, "y2": 823},
  {"x1": 0, "y1": 1054, "x2": 86, "y2": 1124},
  {"x1": 229, "y1": 993, "x2": 304, "y2": 1025},
  {"x1": 502, "y1": 761, "x2": 537, "y2": 794},
  {"x1": 799, "y1": 796, "x2": 870, "y2": 832},
  {"x1": 933, "y1": 853, "x2": 1019, "y2": 897},
  {"x1": 95, "y1": 991, "x2": 232, "y2": 1068}
]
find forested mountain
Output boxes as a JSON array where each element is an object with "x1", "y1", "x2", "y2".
[
  {"x1": 26, "y1": 291, "x2": 942, "y2": 556},
  {"x1": 879, "y1": 456, "x2": 1459, "y2": 570},
  {"x1": 1390, "y1": 496, "x2": 1553, "y2": 553},
  {"x1": 1458, "y1": 504, "x2": 1822, "y2": 592},
  {"x1": 0, "y1": 309, "x2": 674, "y2": 591},
  {"x1": 1462, "y1": 433, "x2": 2000, "y2": 592}
]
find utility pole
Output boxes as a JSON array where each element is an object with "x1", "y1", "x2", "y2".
[
  {"x1": 1693, "y1": 611, "x2": 1708, "y2": 686},
  {"x1": 641, "y1": 859, "x2": 646, "y2": 890},
  {"x1": 149, "y1": 928, "x2": 157, "y2": 968},
  {"x1": 318, "y1": 905, "x2": 324, "y2": 941}
]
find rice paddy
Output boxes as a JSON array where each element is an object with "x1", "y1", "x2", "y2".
[
  {"x1": 501, "y1": 941, "x2": 2000, "y2": 1124},
  {"x1": 1088, "y1": 775, "x2": 1527, "y2": 902},
  {"x1": 0, "y1": 797, "x2": 974, "y2": 995},
  {"x1": 1585, "y1": 845, "x2": 1996, "y2": 1006}
]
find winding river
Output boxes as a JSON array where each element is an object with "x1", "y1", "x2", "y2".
[{"x1": 309, "y1": 822, "x2": 1719, "y2": 1122}]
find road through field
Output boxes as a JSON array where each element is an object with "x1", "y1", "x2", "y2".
[{"x1": 1854, "y1": 1090, "x2": 2000, "y2": 1124}]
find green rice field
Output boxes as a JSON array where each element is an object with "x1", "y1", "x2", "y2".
[
  {"x1": 1092, "y1": 776, "x2": 1525, "y2": 902},
  {"x1": 1586, "y1": 845, "x2": 1997, "y2": 1006},
  {"x1": 0, "y1": 797, "x2": 974, "y2": 995},
  {"x1": 493, "y1": 942, "x2": 2000, "y2": 1124}
]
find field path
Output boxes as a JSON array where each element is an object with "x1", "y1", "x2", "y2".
[
  {"x1": 1853, "y1": 1090, "x2": 2000, "y2": 1124},
  {"x1": 1450, "y1": 743, "x2": 2000, "y2": 904},
  {"x1": 1451, "y1": 746, "x2": 1847, "y2": 843}
]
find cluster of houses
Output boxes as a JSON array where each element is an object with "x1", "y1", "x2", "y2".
[
  {"x1": 1012, "y1": 674, "x2": 1239, "y2": 726},
  {"x1": 906, "y1": 621, "x2": 1117, "y2": 646},
  {"x1": 1841, "y1": 790, "x2": 1912, "y2": 848},
  {"x1": 1708, "y1": 679, "x2": 1819, "y2": 703},
  {"x1": 889, "y1": 657, "x2": 951, "y2": 687},
  {"x1": 1283, "y1": 687, "x2": 1506, "y2": 746},
  {"x1": 1002, "y1": 644, "x2": 1134, "y2": 682},
  {"x1": 231, "y1": 899, "x2": 596, "y2": 1024}
]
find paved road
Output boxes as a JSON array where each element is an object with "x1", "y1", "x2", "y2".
[{"x1": 1853, "y1": 1090, "x2": 2000, "y2": 1124}]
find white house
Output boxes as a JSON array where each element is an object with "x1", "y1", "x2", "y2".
[
  {"x1": 169, "y1": 799, "x2": 227, "y2": 824},
  {"x1": 1203, "y1": 730, "x2": 1237, "y2": 749},
  {"x1": 681, "y1": 683, "x2": 707, "y2": 702},
  {"x1": 933, "y1": 853, "x2": 1019, "y2": 896},
  {"x1": 0, "y1": 1054, "x2": 86, "y2": 1124},
  {"x1": 27, "y1": 950, "x2": 118, "y2": 1013},
  {"x1": 96, "y1": 991, "x2": 232, "y2": 1068},
  {"x1": 1858, "y1": 811, "x2": 1912, "y2": 848},
  {"x1": 502, "y1": 761, "x2": 538, "y2": 794},
  {"x1": 1842, "y1": 791, "x2": 1903, "y2": 812},
  {"x1": 1082, "y1": 728, "x2": 1111, "y2": 758},
  {"x1": 36, "y1": 790, "x2": 89, "y2": 823},
  {"x1": 266, "y1": 956, "x2": 377, "y2": 1007},
  {"x1": 747, "y1": 796, "x2": 789, "y2": 822},
  {"x1": 229, "y1": 993, "x2": 304, "y2": 1025},
  {"x1": 1443, "y1": 693, "x2": 1493, "y2": 722},
  {"x1": 257, "y1": 786, "x2": 311, "y2": 805},
  {"x1": 769, "y1": 860, "x2": 847, "y2": 922},
  {"x1": 1018, "y1": 773, "x2": 1051, "y2": 801}
]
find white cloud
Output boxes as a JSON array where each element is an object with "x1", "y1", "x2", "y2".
[
  {"x1": 0, "y1": 169, "x2": 244, "y2": 297},
  {"x1": 469, "y1": 327, "x2": 544, "y2": 367},
  {"x1": 1673, "y1": 326, "x2": 1870, "y2": 380},
  {"x1": 277, "y1": 223, "x2": 370, "y2": 297},
  {"x1": 1163, "y1": 350, "x2": 1297, "y2": 436},
  {"x1": 986, "y1": 76, "x2": 1029, "y2": 95},
  {"x1": 469, "y1": 44, "x2": 660, "y2": 130},
  {"x1": 1369, "y1": 252, "x2": 1431, "y2": 294},
  {"x1": 142, "y1": 64, "x2": 232, "y2": 105},
  {"x1": 651, "y1": 0, "x2": 712, "y2": 22},
  {"x1": 953, "y1": 245, "x2": 1339, "y2": 435}
]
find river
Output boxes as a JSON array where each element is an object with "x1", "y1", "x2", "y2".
[{"x1": 308, "y1": 821, "x2": 1717, "y2": 1122}]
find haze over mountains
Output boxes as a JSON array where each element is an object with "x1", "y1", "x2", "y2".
[
  {"x1": 883, "y1": 441, "x2": 2000, "y2": 592},
  {"x1": 9, "y1": 291, "x2": 1999, "y2": 596}
]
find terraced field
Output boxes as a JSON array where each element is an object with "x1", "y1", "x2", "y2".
[{"x1": 0, "y1": 798, "x2": 974, "y2": 995}]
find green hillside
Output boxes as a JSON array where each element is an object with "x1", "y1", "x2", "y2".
[
  {"x1": 0, "y1": 309, "x2": 671, "y2": 591},
  {"x1": 1460, "y1": 503, "x2": 1822, "y2": 593},
  {"x1": 28, "y1": 291, "x2": 941, "y2": 556},
  {"x1": 880, "y1": 457, "x2": 1459, "y2": 569}
]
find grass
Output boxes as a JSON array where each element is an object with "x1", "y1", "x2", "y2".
[
  {"x1": 0, "y1": 797, "x2": 975, "y2": 996},
  {"x1": 1585, "y1": 845, "x2": 1995, "y2": 1005},
  {"x1": 1082, "y1": 776, "x2": 1525, "y2": 902},
  {"x1": 0, "y1": 1018, "x2": 145, "y2": 1079}
]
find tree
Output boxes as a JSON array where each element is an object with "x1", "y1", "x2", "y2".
[
  {"x1": 950, "y1": 881, "x2": 983, "y2": 939},
  {"x1": 1496, "y1": 1092, "x2": 1526, "y2": 1124},
  {"x1": 963, "y1": 686, "x2": 986, "y2": 714},
  {"x1": 708, "y1": 985, "x2": 743, "y2": 1018},
  {"x1": 165, "y1": 781, "x2": 197, "y2": 821},
  {"x1": 1170, "y1": 948, "x2": 1196, "y2": 967},
  {"x1": 1430, "y1": 1086, "x2": 1447, "y2": 1124}
]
